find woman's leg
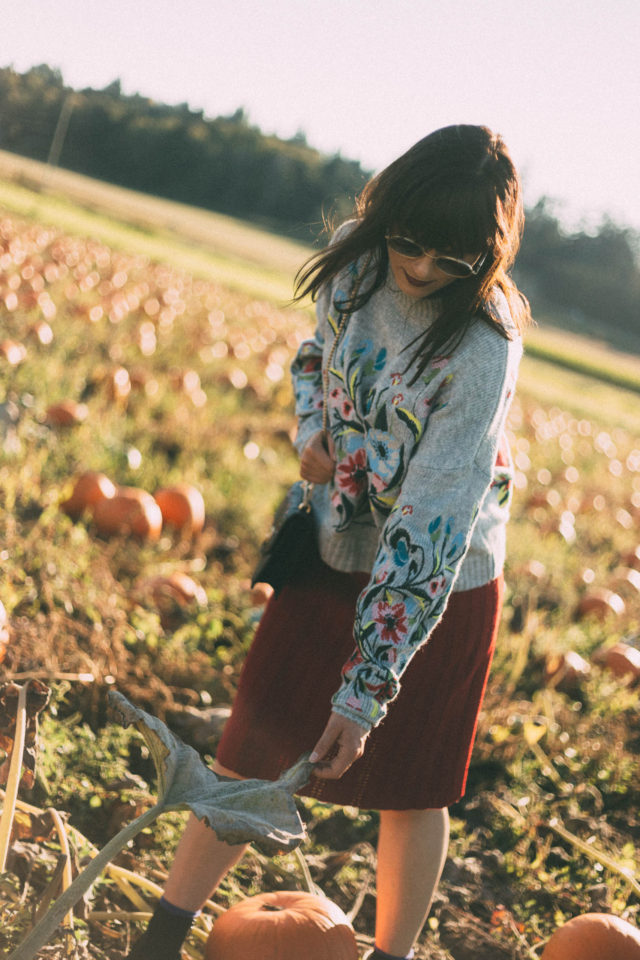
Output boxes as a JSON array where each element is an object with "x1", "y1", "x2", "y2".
[
  {"x1": 374, "y1": 807, "x2": 449, "y2": 957},
  {"x1": 163, "y1": 760, "x2": 248, "y2": 910},
  {"x1": 126, "y1": 765, "x2": 248, "y2": 959},
  {"x1": 162, "y1": 813, "x2": 248, "y2": 911}
]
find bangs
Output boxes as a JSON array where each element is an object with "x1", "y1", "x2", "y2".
[{"x1": 392, "y1": 177, "x2": 497, "y2": 256}]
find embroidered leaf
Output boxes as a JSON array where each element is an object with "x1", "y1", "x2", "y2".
[
  {"x1": 428, "y1": 516, "x2": 442, "y2": 539},
  {"x1": 395, "y1": 406, "x2": 423, "y2": 440},
  {"x1": 328, "y1": 365, "x2": 344, "y2": 382},
  {"x1": 374, "y1": 404, "x2": 388, "y2": 432},
  {"x1": 374, "y1": 348, "x2": 387, "y2": 370}
]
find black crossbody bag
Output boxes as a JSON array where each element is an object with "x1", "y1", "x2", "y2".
[{"x1": 251, "y1": 259, "x2": 369, "y2": 596}]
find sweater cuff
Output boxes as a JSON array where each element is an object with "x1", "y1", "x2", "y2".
[{"x1": 331, "y1": 688, "x2": 386, "y2": 730}]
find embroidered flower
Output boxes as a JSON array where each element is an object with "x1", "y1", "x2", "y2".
[
  {"x1": 427, "y1": 576, "x2": 448, "y2": 598},
  {"x1": 366, "y1": 430, "x2": 402, "y2": 485},
  {"x1": 431, "y1": 355, "x2": 450, "y2": 370},
  {"x1": 373, "y1": 600, "x2": 409, "y2": 644},
  {"x1": 402, "y1": 504, "x2": 413, "y2": 515},
  {"x1": 345, "y1": 695, "x2": 363, "y2": 711},
  {"x1": 336, "y1": 447, "x2": 368, "y2": 497},
  {"x1": 342, "y1": 398, "x2": 354, "y2": 417},
  {"x1": 391, "y1": 372, "x2": 403, "y2": 386},
  {"x1": 392, "y1": 393, "x2": 404, "y2": 406},
  {"x1": 302, "y1": 357, "x2": 321, "y2": 373}
]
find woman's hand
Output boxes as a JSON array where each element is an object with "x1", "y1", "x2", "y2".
[
  {"x1": 299, "y1": 430, "x2": 336, "y2": 484},
  {"x1": 309, "y1": 711, "x2": 370, "y2": 780}
]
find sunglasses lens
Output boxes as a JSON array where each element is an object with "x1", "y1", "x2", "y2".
[
  {"x1": 434, "y1": 258, "x2": 472, "y2": 278},
  {"x1": 387, "y1": 236, "x2": 424, "y2": 258}
]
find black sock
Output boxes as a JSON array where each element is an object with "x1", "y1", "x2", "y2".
[
  {"x1": 126, "y1": 898, "x2": 197, "y2": 960},
  {"x1": 370, "y1": 948, "x2": 415, "y2": 960}
]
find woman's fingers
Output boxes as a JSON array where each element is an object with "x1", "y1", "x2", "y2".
[
  {"x1": 300, "y1": 431, "x2": 336, "y2": 483},
  {"x1": 310, "y1": 712, "x2": 369, "y2": 780}
]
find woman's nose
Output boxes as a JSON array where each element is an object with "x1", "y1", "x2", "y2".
[{"x1": 410, "y1": 252, "x2": 438, "y2": 279}]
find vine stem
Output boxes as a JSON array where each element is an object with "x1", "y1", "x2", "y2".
[
  {"x1": 8, "y1": 802, "x2": 164, "y2": 960},
  {"x1": 0, "y1": 683, "x2": 28, "y2": 872}
]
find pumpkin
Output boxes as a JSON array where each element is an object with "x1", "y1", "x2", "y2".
[
  {"x1": 45, "y1": 400, "x2": 89, "y2": 427},
  {"x1": 204, "y1": 891, "x2": 359, "y2": 960},
  {"x1": 149, "y1": 572, "x2": 207, "y2": 608},
  {"x1": 61, "y1": 471, "x2": 117, "y2": 520},
  {"x1": 30, "y1": 321, "x2": 54, "y2": 345},
  {"x1": 106, "y1": 366, "x2": 132, "y2": 402},
  {"x1": 623, "y1": 546, "x2": 640, "y2": 570},
  {"x1": 545, "y1": 650, "x2": 590, "y2": 689},
  {"x1": 154, "y1": 485, "x2": 205, "y2": 534},
  {"x1": 541, "y1": 912, "x2": 640, "y2": 959},
  {"x1": 93, "y1": 487, "x2": 162, "y2": 540},
  {"x1": 575, "y1": 588, "x2": 625, "y2": 620},
  {"x1": 604, "y1": 642, "x2": 640, "y2": 680},
  {"x1": 0, "y1": 600, "x2": 10, "y2": 664},
  {"x1": 0, "y1": 339, "x2": 27, "y2": 365}
]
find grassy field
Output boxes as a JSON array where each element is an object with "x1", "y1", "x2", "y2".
[
  {"x1": 2, "y1": 146, "x2": 640, "y2": 395},
  {"x1": 1, "y1": 161, "x2": 639, "y2": 960}
]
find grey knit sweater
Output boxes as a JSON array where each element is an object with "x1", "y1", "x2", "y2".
[{"x1": 291, "y1": 231, "x2": 522, "y2": 730}]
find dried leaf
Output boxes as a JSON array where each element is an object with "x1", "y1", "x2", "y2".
[
  {"x1": 0, "y1": 680, "x2": 51, "y2": 789},
  {"x1": 108, "y1": 691, "x2": 314, "y2": 854}
]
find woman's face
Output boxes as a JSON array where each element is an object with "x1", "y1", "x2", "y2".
[{"x1": 387, "y1": 242, "x2": 479, "y2": 299}]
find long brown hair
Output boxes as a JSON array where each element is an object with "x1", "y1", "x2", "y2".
[{"x1": 294, "y1": 124, "x2": 531, "y2": 381}]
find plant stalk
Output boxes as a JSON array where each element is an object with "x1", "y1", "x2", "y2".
[
  {"x1": 0, "y1": 683, "x2": 28, "y2": 872},
  {"x1": 8, "y1": 802, "x2": 163, "y2": 960}
]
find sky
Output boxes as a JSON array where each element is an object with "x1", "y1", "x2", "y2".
[{"x1": 2, "y1": 0, "x2": 640, "y2": 234}]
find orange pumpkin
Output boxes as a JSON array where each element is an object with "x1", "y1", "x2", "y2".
[
  {"x1": 149, "y1": 572, "x2": 207, "y2": 608},
  {"x1": 61, "y1": 471, "x2": 117, "y2": 520},
  {"x1": 45, "y1": 400, "x2": 89, "y2": 427},
  {"x1": 93, "y1": 487, "x2": 162, "y2": 540},
  {"x1": 0, "y1": 339, "x2": 27, "y2": 365},
  {"x1": 604, "y1": 642, "x2": 640, "y2": 680},
  {"x1": 154, "y1": 485, "x2": 205, "y2": 534},
  {"x1": 0, "y1": 600, "x2": 10, "y2": 665},
  {"x1": 204, "y1": 891, "x2": 358, "y2": 960},
  {"x1": 575, "y1": 588, "x2": 625, "y2": 620},
  {"x1": 541, "y1": 912, "x2": 640, "y2": 959}
]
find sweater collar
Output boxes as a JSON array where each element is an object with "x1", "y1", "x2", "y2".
[{"x1": 385, "y1": 267, "x2": 441, "y2": 322}]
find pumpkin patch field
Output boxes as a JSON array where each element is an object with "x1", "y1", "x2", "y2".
[{"x1": 0, "y1": 182, "x2": 639, "y2": 960}]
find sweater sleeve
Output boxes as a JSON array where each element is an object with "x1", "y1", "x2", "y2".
[
  {"x1": 289, "y1": 281, "x2": 331, "y2": 456},
  {"x1": 331, "y1": 334, "x2": 519, "y2": 730}
]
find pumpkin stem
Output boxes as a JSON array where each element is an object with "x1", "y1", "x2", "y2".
[{"x1": 261, "y1": 904, "x2": 285, "y2": 912}]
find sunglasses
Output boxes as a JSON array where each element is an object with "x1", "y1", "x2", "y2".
[{"x1": 385, "y1": 235, "x2": 486, "y2": 278}]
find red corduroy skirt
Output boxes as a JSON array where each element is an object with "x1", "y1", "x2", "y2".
[{"x1": 217, "y1": 556, "x2": 503, "y2": 810}]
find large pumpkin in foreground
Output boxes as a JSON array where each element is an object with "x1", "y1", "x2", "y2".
[
  {"x1": 205, "y1": 891, "x2": 358, "y2": 960},
  {"x1": 541, "y1": 912, "x2": 640, "y2": 959}
]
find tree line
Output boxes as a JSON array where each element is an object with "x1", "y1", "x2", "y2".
[{"x1": 1, "y1": 64, "x2": 638, "y2": 346}]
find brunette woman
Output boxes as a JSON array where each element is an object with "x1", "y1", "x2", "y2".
[{"x1": 127, "y1": 124, "x2": 531, "y2": 960}]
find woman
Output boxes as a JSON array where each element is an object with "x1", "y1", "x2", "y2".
[{"x1": 128, "y1": 124, "x2": 530, "y2": 960}]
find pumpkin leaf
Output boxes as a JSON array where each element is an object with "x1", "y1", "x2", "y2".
[{"x1": 108, "y1": 691, "x2": 314, "y2": 854}]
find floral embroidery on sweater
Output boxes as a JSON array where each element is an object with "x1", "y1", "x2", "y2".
[{"x1": 290, "y1": 240, "x2": 522, "y2": 729}]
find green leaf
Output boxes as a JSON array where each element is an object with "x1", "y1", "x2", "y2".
[
  {"x1": 108, "y1": 691, "x2": 314, "y2": 854},
  {"x1": 396, "y1": 406, "x2": 423, "y2": 440}
]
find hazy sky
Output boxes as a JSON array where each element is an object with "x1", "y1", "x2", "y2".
[{"x1": 2, "y1": 0, "x2": 639, "y2": 232}]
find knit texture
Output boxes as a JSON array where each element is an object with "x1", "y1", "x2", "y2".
[{"x1": 290, "y1": 224, "x2": 521, "y2": 729}]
